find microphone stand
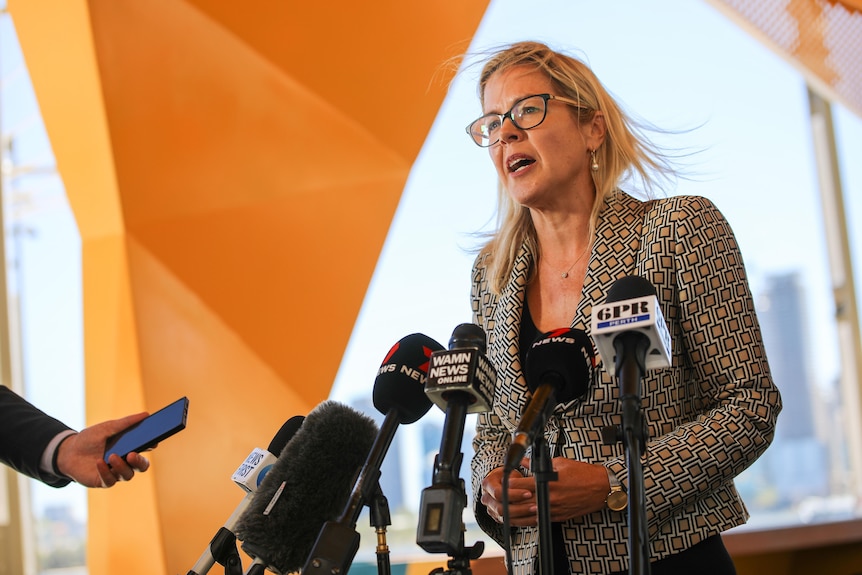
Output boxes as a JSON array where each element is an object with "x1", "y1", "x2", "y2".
[
  {"x1": 418, "y1": 392, "x2": 485, "y2": 575},
  {"x1": 531, "y1": 431, "x2": 557, "y2": 575},
  {"x1": 369, "y1": 484, "x2": 392, "y2": 575},
  {"x1": 185, "y1": 527, "x2": 242, "y2": 575},
  {"x1": 613, "y1": 332, "x2": 651, "y2": 575},
  {"x1": 427, "y1": 542, "x2": 484, "y2": 575},
  {"x1": 303, "y1": 411, "x2": 401, "y2": 575}
]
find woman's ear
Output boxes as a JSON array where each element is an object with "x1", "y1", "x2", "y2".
[{"x1": 586, "y1": 110, "x2": 607, "y2": 150}]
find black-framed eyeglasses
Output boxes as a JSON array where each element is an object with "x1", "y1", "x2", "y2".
[{"x1": 465, "y1": 93, "x2": 587, "y2": 147}]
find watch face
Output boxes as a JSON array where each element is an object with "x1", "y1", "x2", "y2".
[{"x1": 607, "y1": 490, "x2": 628, "y2": 512}]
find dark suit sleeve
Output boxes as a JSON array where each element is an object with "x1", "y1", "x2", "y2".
[{"x1": 0, "y1": 386, "x2": 74, "y2": 487}]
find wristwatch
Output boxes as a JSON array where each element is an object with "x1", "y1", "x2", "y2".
[{"x1": 605, "y1": 468, "x2": 628, "y2": 511}]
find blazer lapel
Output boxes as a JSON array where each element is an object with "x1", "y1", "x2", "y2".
[
  {"x1": 487, "y1": 242, "x2": 533, "y2": 429},
  {"x1": 578, "y1": 191, "x2": 648, "y2": 334}
]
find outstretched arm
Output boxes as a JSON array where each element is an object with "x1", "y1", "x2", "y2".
[{"x1": 55, "y1": 412, "x2": 152, "y2": 488}]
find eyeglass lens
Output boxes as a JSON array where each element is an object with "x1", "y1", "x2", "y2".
[{"x1": 469, "y1": 95, "x2": 549, "y2": 147}]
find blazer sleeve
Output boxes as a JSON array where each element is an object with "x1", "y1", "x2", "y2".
[
  {"x1": 468, "y1": 253, "x2": 516, "y2": 545},
  {"x1": 0, "y1": 386, "x2": 74, "y2": 487},
  {"x1": 638, "y1": 195, "x2": 782, "y2": 530},
  {"x1": 470, "y1": 253, "x2": 510, "y2": 483}
]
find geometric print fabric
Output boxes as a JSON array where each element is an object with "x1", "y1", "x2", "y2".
[{"x1": 470, "y1": 190, "x2": 782, "y2": 574}]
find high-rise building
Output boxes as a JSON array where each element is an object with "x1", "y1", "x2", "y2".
[{"x1": 755, "y1": 271, "x2": 829, "y2": 504}]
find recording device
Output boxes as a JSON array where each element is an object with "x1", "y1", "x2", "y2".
[
  {"x1": 234, "y1": 401, "x2": 378, "y2": 575},
  {"x1": 418, "y1": 323, "x2": 495, "y2": 555},
  {"x1": 103, "y1": 396, "x2": 188, "y2": 463},
  {"x1": 590, "y1": 275, "x2": 671, "y2": 375},
  {"x1": 186, "y1": 416, "x2": 304, "y2": 575},
  {"x1": 302, "y1": 333, "x2": 445, "y2": 575},
  {"x1": 504, "y1": 328, "x2": 594, "y2": 472}
]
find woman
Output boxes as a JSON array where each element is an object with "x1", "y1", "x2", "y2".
[{"x1": 467, "y1": 41, "x2": 781, "y2": 574}]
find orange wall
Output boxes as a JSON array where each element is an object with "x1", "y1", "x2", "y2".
[{"x1": 8, "y1": 0, "x2": 489, "y2": 573}]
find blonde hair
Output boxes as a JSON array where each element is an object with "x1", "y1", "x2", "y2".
[{"x1": 472, "y1": 41, "x2": 676, "y2": 293}]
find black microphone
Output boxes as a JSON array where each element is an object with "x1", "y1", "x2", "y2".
[
  {"x1": 504, "y1": 328, "x2": 595, "y2": 472},
  {"x1": 590, "y1": 275, "x2": 671, "y2": 376},
  {"x1": 187, "y1": 416, "x2": 305, "y2": 575},
  {"x1": 417, "y1": 323, "x2": 496, "y2": 554},
  {"x1": 233, "y1": 401, "x2": 378, "y2": 575},
  {"x1": 302, "y1": 333, "x2": 445, "y2": 575},
  {"x1": 371, "y1": 333, "x2": 443, "y2": 424}
]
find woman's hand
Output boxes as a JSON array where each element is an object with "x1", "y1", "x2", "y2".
[
  {"x1": 481, "y1": 463, "x2": 536, "y2": 526},
  {"x1": 481, "y1": 458, "x2": 610, "y2": 525}
]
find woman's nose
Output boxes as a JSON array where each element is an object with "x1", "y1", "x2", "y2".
[{"x1": 498, "y1": 115, "x2": 523, "y2": 143}]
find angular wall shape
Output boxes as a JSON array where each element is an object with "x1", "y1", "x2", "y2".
[{"x1": 8, "y1": 0, "x2": 488, "y2": 572}]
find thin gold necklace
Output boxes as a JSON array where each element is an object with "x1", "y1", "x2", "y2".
[{"x1": 560, "y1": 242, "x2": 591, "y2": 279}]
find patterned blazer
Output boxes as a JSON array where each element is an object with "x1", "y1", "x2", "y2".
[{"x1": 470, "y1": 190, "x2": 782, "y2": 574}]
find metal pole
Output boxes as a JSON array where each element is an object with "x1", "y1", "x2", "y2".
[
  {"x1": 808, "y1": 86, "x2": 862, "y2": 500},
  {"x1": 0, "y1": 9, "x2": 29, "y2": 573}
]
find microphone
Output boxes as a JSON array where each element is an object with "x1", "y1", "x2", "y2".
[
  {"x1": 590, "y1": 275, "x2": 668, "y2": 574},
  {"x1": 417, "y1": 323, "x2": 495, "y2": 554},
  {"x1": 187, "y1": 416, "x2": 305, "y2": 575},
  {"x1": 590, "y1": 275, "x2": 671, "y2": 376},
  {"x1": 233, "y1": 417, "x2": 305, "y2": 494},
  {"x1": 504, "y1": 328, "x2": 595, "y2": 472},
  {"x1": 303, "y1": 333, "x2": 445, "y2": 575},
  {"x1": 233, "y1": 401, "x2": 378, "y2": 575},
  {"x1": 424, "y1": 323, "x2": 495, "y2": 415},
  {"x1": 371, "y1": 333, "x2": 443, "y2": 424}
]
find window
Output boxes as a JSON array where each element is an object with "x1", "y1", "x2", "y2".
[{"x1": 331, "y1": 0, "x2": 862, "y2": 562}]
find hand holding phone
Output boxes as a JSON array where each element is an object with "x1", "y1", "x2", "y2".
[{"x1": 103, "y1": 397, "x2": 189, "y2": 463}]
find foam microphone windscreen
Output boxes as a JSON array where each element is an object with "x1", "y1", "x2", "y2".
[
  {"x1": 525, "y1": 328, "x2": 595, "y2": 403},
  {"x1": 607, "y1": 274, "x2": 657, "y2": 302},
  {"x1": 448, "y1": 322, "x2": 487, "y2": 352},
  {"x1": 373, "y1": 333, "x2": 445, "y2": 424},
  {"x1": 234, "y1": 401, "x2": 378, "y2": 574},
  {"x1": 267, "y1": 415, "x2": 305, "y2": 455}
]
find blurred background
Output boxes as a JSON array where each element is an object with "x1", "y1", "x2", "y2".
[{"x1": 1, "y1": 0, "x2": 861, "y2": 574}]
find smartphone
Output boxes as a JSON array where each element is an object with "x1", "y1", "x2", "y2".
[{"x1": 103, "y1": 396, "x2": 189, "y2": 463}]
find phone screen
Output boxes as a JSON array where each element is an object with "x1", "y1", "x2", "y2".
[{"x1": 103, "y1": 397, "x2": 189, "y2": 463}]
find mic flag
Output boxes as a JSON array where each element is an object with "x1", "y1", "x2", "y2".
[
  {"x1": 234, "y1": 401, "x2": 378, "y2": 575},
  {"x1": 591, "y1": 275, "x2": 671, "y2": 375},
  {"x1": 424, "y1": 323, "x2": 496, "y2": 414},
  {"x1": 231, "y1": 416, "x2": 305, "y2": 494}
]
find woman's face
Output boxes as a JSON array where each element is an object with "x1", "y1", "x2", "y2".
[{"x1": 482, "y1": 66, "x2": 600, "y2": 211}]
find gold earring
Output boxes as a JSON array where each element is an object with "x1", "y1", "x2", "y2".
[{"x1": 590, "y1": 149, "x2": 599, "y2": 172}]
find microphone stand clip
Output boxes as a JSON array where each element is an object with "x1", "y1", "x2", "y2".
[
  {"x1": 184, "y1": 526, "x2": 242, "y2": 575},
  {"x1": 370, "y1": 485, "x2": 393, "y2": 575}
]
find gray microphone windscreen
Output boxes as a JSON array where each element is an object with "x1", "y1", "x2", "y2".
[{"x1": 234, "y1": 400, "x2": 378, "y2": 574}]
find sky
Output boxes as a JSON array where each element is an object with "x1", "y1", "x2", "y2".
[
  {"x1": 331, "y1": 0, "x2": 862, "y2": 404},
  {"x1": 2, "y1": 0, "x2": 861, "y2": 535}
]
